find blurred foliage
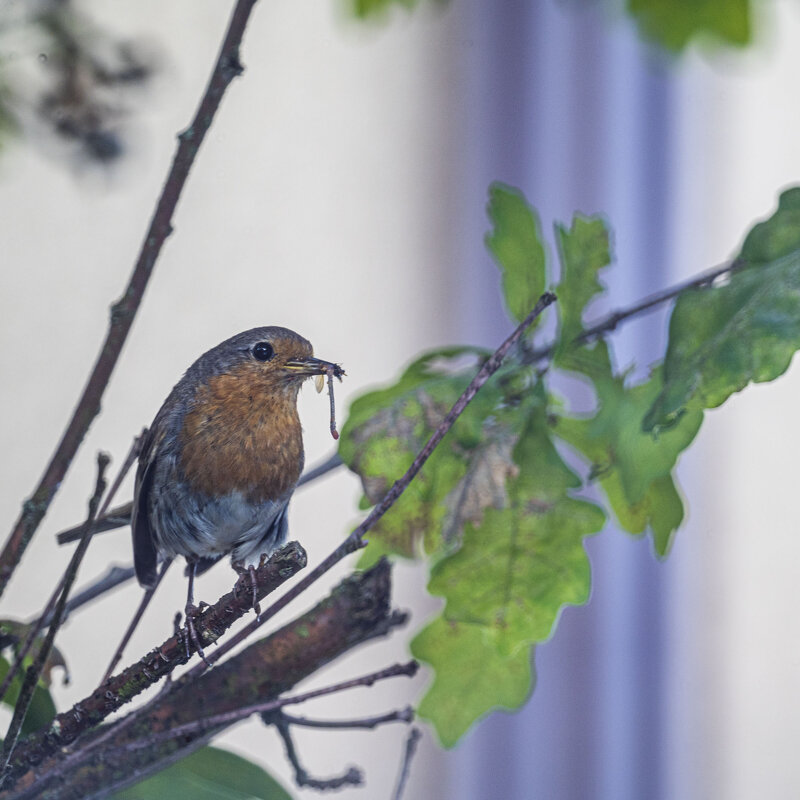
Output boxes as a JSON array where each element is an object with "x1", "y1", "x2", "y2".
[
  {"x1": 0, "y1": 0, "x2": 767, "y2": 169},
  {"x1": 349, "y1": 0, "x2": 445, "y2": 19},
  {"x1": 350, "y1": 0, "x2": 757, "y2": 51},
  {"x1": 340, "y1": 184, "x2": 800, "y2": 745},
  {"x1": 0, "y1": 0, "x2": 154, "y2": 163},
  {"x1": 112, "y1": 746, "x2": 291, "y2": 800},
  {"x1": 627, "y1": 0, "x2": 751, "y2": 51}
]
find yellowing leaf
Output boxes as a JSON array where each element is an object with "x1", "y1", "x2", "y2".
[{"x1": 412, "y1": 617, "x2": 534, "y2": 748}]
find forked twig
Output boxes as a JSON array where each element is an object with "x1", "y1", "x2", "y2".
[
  {"x1": 270, "y1": 712, "x2": 362, "y2": 790},
  {"x1": 115, "y1": 661, "x2": 419, "y2": 753}
]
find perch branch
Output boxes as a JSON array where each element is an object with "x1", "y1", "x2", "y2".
[
  {"x1": 0, "y1": 541, "x2": 306, "y2": 789},
  {"x1": 5, "y1": 560, "x2": 404, "y2": 800}
]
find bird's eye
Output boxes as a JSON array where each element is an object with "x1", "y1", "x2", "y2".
[{"x1": 252, "y1": 342, "x2": 274, "y2": 362}]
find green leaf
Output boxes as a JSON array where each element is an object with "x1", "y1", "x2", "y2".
[
  {"x1": 555, "y1": 342, "x2": 701, "y2": 556},
  {"x1": 412, "y1": 617, "x2": 534, "y2": 748},
  {"x1": 112, "y1": 746, "x2": 291, "y2": 800},
  {"x1": 554, "y1": 214, "x2": 612, "y2": 349},
  {"x1": 485, "y1": 183, "x2": 547, "y2": 325},
  {"x1": 627, "y1": 0, "x2": 751, "y2": 51},
  {"x1": 349, "y1": 0, "x2": 439, "y2": 19},
  {"x1": 0, "y1": 619, "x2": 68, "y2": 687},
  {"x1": 645, "y1": 187, "x2": 800, "y2": 432},
  {"x1": 411, "y1": 398, "x2": 605, "y2": 745},
  {"x1": 0, "y1": 655, "x2": 57, "y2": 736},
  {"x1": 339, "y1": 347, "x2": 532, "y2": 562}
]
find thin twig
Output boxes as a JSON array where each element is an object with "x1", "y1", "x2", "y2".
[
  {"x1": 576, "y1": 258, "x2": 742, "y2": 343},
  {"x1": 179, "y1": 293, "x2": 557, "y2": 685},
  {"x1": 1, "y1": 452, "x2": 110, "y2": 772},
  {"x1": 392, "y1": 727, "x2": 422, "y2": 800},
  {"x1": 101, "y1": 558, "x2": 172, "y2": 682},
  {"x1": 270, "y1": 711, "x2": 362, "y2": 790},
  {"x1": 117, "y1": 661, "x2": 419, "y2": 753},
  {"x1": 280, "y1": 706, "x2": 414, "y2": 730},
  {"x1": 297, "y1": 452, "x2": 343, "y2": 487},
  {"x1": 524, "y1": 258, "x2": 743, "y2": 365},
  {"x1": 0, "y1": 0, "x2": 260, "y2": 598},
  {"x1": 45, "y1": 565, "x2": 137, "y2": 626},
  {"x1": 94, "y1": 433, "x2": 144, "y2": 526}
]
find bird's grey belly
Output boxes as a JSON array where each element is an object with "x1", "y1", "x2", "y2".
[{"x1": 150, "y1": 483, "x2": 288, "y2": 567}]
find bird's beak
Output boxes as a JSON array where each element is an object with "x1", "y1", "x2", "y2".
[{"x1": 284, "y1": 356, "x2": 345, "y2": 379}]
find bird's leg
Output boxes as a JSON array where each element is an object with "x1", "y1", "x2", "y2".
[
  {"x1": 233, "y1": 561, "x2": 261, "y2": 621},
  {"x1": 184, "y1": 562, "x2": 212, "y2": 667}
]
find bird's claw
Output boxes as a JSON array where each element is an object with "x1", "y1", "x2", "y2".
[
  {"x1": 233, "y1": 563, "x2": 261, "y2": 620},
  {"x1": 184, "y1": 602, "x2": 213, "y2": 668}
]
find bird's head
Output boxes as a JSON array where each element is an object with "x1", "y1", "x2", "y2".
[{"x1": 191, "y1": 326, "x2": 344, "y2": 397}]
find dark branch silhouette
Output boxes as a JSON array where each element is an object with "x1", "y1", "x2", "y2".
[{"x1": 0, "y1": 0, "x2": 262, "y2": 597}]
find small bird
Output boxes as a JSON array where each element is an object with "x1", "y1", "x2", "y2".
[{"x1": 131, "y1": 326, "x2": 343, "y2": 650}]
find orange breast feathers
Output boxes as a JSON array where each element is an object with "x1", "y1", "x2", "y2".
[{"x1": 179, "y1": 362, "x2": 305, "y2": 504}]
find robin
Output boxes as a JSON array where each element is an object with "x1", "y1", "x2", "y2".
[{"x1": 129, "y1": 326, "x2": 343, "y2": 653}]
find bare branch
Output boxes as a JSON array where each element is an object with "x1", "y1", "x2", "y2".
[
  {"x1": 297, "y1": 452, "x2": 343, "y2": 487},
  {"x1": 1, "y1": 433, "x2": 140, "y2": 704},
  {"x1": 0, "y1": 0, "x2": 262, "y2": 597},
  {"x1": 0, "y1": 541, "x2": 307, "y2": 788},
  {"x1": 5, "y1": 560, "x2": 404, "y2": 799}
]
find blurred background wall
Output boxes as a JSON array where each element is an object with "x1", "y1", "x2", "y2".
[{"x1": 0, "y1": 0, "x2": 799, "y2": 797}]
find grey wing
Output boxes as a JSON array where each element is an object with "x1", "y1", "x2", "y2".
[{"x1": 131, "y1": 426, "x2": 163, "y2": 589}]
